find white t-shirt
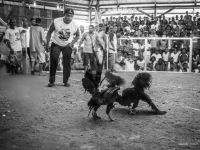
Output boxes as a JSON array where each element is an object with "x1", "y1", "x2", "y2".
[
  {"x1": 5, "y1": 27, "x2": 22, "y2": 51},
  {"x1": 19, "y1": 27, "x2": 30, "y2": 48},
  {"x1": 132, "y1": 42, "x2": 140, "y2": 50},
  {"x1": 140, "y1": 43, "x2": 151, "y2": 55},
  {"x1": 162, "y1": 52, "x2": 170, "y2": 61},
  {"x1": 52, "y1": 17, "x2": 79, "y2": 47},
  {"x1": 151, "y1": 53, "x2": 162, "y2": 63},
  {"x1": 139, "y1": 24, "x2": 146, "y2": 30},
  {"x1": 170, "y1": 52, "x2": 179, "y2": 63},
  {"x1": 124, "y1": 59, "x2": 135, "y2": 71},
  {"x1": 137, "y1": 59, "x2": 145, "y2": 68}
]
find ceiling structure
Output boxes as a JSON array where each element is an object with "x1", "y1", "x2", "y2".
[{"x1": 1, "y1": 0, "x2": 200, "y2": 22}]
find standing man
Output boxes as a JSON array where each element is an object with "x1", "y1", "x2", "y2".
[
  {"x1": 29, "y1": 18, "x2": 46, "y2": 76},
  {"x1": 94, "y1": 23, "x2": 107, "y2": 65},
  {"x1": 108, "y1": 25, "x2": 118, "y2": 72},
  {"x1": 5, "y1": 18, "x2": 25, "y2": 73},
  {"x1": 20, "y1": 18, "x2": 31, "y2": 64},
  {"x1": 46, "y1": 8, "x2": 80, "y2": 87},
  {"x1": 78, "y1": 25, "x2": 97, "y2": 73}
]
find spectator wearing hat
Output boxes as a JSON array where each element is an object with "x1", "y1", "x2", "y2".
[
  {"x1": 29, "y1": 18, "x2": 46, "y2": 76},
  {"x1": 46, "y1": 8, "x2": 80, "y2": 87}
]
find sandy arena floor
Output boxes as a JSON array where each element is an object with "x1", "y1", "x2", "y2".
[{"x1": 0, "y1": 71, "x2": 200, "y2": 150}]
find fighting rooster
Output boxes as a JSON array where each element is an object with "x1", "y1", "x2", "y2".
[
  {"x1": 82, "y1": 70, "x2": 125, "y2": 121},
  {"x1": 116, "y1": 72, "x2": 167, "y2": 115}
]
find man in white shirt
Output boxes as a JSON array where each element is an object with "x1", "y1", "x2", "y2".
[
  {"x1": 108, "y1": 25, "x2": 118, "y2": 72},
  {"x1": 5, "y1": 18, "x2": 25, "y2": 73},
  {"x1": 151, "y1": 48, "x2": 162, "y2": 63},
  {"x1": 46, "y1": 8, "x2": 80, "y2": 87}
]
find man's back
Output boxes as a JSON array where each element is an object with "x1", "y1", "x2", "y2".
[{"x1": 30, "y1": 26, "x2": 45, "y2": 52}]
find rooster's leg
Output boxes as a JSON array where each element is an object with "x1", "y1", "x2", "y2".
[
  {"x1": 106, "y1": 103, "x2": 115, "y2": 121},
  {"x1": 92, "y1": 105, "x2": 101, "y2": 120},
  {"x1": 141, "y1": 93, "x2": 167, "y2": 115},
  {"x1": 129, "y1": 100, "x2": 139, "y2": 115}
]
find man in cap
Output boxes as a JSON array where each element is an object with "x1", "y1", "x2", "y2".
[{"x1": 46, "y1": 8, "x2": 80, "y2": 87}]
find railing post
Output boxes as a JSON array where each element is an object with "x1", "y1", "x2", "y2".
[
  {"x1": 107, "y1": 35, "x2": 109, "y2": 71},
  {"x1": 144, "y1": 38, "x2": 147, "y2": 72},
  {"x1": 189, "y1": 38, "x2": 193, "y2": 73}
]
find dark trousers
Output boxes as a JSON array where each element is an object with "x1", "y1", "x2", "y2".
[{"x1": 49, "y1": 43, "x2": 72, "y2": 84}]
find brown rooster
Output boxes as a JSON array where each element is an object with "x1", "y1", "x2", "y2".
[{"x1": 116, "y1": 72, "x2": 167, "y2": 115}]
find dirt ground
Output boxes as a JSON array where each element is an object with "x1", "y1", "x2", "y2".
[{"x1": 0, "y1": 71, "x2": 200, "y2": 150}]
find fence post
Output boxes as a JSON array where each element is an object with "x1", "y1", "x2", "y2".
[
  {"x1": 189, "y1": 38, "x2": 193, "y2": 73},
  {"x1": 106, "y1": 35, "x2": 109, "y2": 71},
  {"x1": 144, "y1": 38, "x2": 147, "y2": 71}
]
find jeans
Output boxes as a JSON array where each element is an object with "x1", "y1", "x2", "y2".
[{"x1": 49, "y1": 43, "x2": 72, "y2": 84}]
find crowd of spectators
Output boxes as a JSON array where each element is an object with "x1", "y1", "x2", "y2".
[
  {"x1": 94, "y1": 11, "x2": 200, "y2": 72},
  {"x1": 1, "y1": 10, "x2": 200, "y2": 73}
]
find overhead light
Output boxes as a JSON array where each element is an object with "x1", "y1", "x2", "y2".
[
  {"x1": 33, "y1": 1, "x2": 36, "y2": 7},
  {"x1": 57, "y1": 4, "x2": 59, "y2": 9}
]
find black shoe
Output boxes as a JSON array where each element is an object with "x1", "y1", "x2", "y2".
[
  {"x1": 64, "y1": 82, "x2": 70, "y2": 87},
  {"x1": 31, "y1": 70, "x2": 34, "y2": 75},
  {"x1": 48, "y1": 83, "x2": 55, "y2": 87}
]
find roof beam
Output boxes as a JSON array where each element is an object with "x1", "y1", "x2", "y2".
[
  {"x1": 156, "y1": 7, "x2": 176, "y2": 18},
  {"x1": 116, "y1": 0, "x2": 119, "y2": 8},
  {"x1": 136, "y1": 8, "x2": 151, "y2": 18}
]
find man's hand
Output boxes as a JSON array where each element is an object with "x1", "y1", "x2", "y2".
[
  {"x1": 46, "y1": 44, "x2": 50, "y2": 52},
  {"x1": 68, "y1": 43, "x2": 73, "y2": 49}
]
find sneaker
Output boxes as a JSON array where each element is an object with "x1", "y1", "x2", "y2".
[
  {"x1": 64, "y1": 82, "x2": 70, "y2": 87},
  {"x1": 48, "y1": 83, "x2": 55, "y2": 87}
]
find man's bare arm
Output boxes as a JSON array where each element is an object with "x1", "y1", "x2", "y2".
[
  {"x1": 71, "y1": 28, "x2": 80, "y2": 45},
  {"x1": 46, "y1": 21, "x2": 55, "y2": 50}
]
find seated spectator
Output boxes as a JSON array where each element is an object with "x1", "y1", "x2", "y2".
[
  {"x1": 192, "y1": 50, "x2": 200, "y2": 72},
  {"x1": 140, "y1": 40, "x2": 152, "y2": 64},
  {"x1": 135, "y1": 56, "x2": 145, "y2": 71},
  {"x1": 132, "y1": 39, "x2": 140, "y2": 59},
  {"x1": 143, "y1": 31, "x2": 149, "y2": 37},
  {"x1": 158, "y1": 39, "x2": 168, "y2": 52},
  {"x1": 178, "y1": 48, "x2": 189, "y2": 72},
  {"x1": 170, "y1": 48, "x2": 180, "y2": 64},
  {"x1": 151, "y1": 48, "x2": 162, "y2": 63},
  {"x1": 139, "y1": 20, "x2": 146, "y2": 30},
  {"x1": 156, "y1": 25, "x2": 163, "y2": 37},
  {"x1": 167, "y1": 57, "x2": 177, "y2": 71},
  {"x1": 124, "y1": 53, "x2": 135, "y2": 71},
  {"x1": 162, "y1": 48, "x2": 170, "y2": 70},
  {"x1": 155, "y1": 58, "x2": 165, "y2": 71},
  {"x1": 147, "y1": 56, "x2": 156, "y2": 71},
  {"x1": 115, "y1": 50, "x2": 125, "y2": 71},
  {"x1": 151, "y1": 21, "x2": 159, "y2": 31}
]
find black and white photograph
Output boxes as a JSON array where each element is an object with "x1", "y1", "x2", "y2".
[{"x1": 0, "y1": 0, "x2": 200, "y2": 150}]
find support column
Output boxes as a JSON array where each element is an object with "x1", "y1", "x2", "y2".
[
  {"x1": 144, "y1": 38, "x2": 147, "y2": 71},
  {"x1": 189, "y1": 38, "x2": 193, "y2": 72}
]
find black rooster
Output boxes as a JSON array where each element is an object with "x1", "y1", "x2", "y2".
[
  {"x1": 82, "y1": 70, "x2": 125, "y2": 121},
  {"x1": 116, "y1": 72, "x2": 167, "y2": 115}
]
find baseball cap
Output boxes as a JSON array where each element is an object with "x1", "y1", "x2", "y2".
[{"x1": 64, "y1": 8, "x2": 74, "y2": 15}]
